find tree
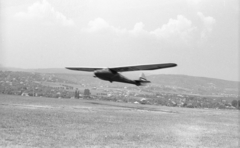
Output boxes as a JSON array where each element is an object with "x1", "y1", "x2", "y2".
[
  {"x1": 231, "y1": 100, "x2": 239, "y2": 108},
  {"x1": 83, "y1": 89, "x2": 91, "y2": 98}
]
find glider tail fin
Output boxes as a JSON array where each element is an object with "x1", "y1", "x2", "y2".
[{"x1": 135, "y1": 73, "x2": 151, "y2": 86}]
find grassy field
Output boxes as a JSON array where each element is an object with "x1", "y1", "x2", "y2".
[{"x1": 0, "y1": 94, "x2": 239, "y2": 148}]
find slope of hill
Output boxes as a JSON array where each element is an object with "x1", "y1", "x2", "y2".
[
  {"x1": 148, "y1": 74, "x2": 239, "y2": 95},
  {"x1": 0, "y1": 67, "x2": 89, "y2": 75},
  {"x1": 0, "y1": 67, "x2": 239, "y2": 96},
  {"x1": 1, "y1": 70, "x2": 239, "y2": 109}
]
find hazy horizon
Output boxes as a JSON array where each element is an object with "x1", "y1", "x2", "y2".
[
  {"x1": 1, "y1": 0, "x2": 239, "y2": 81},
  {"x1": 1, "y1": 66, "x2": 240, "y2": 82}
]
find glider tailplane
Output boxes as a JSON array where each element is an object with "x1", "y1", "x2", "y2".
[{"x1": 135, "y1": 73, "x2": 150, "y2": 86}]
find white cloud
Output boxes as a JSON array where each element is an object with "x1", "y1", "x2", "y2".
[
  {"x1": 197, "y1": 12, "x2": 216, "y2": 38},
  {"x1": 84, "y1": 18, "x2": 150, "y2": 36},
  {"x1": 83, "y1": 18, "x2": 150, "y2": 37},
  {"x1": 84, "y1": 13, "x2": 215, "y2": 43},
  {"x1": 186, "y1": 0, "x2": 203, "y2": 5},
  {"x1": 83, "y1": 18, "x2": 127, "y2": 34},
  {"x1": 84, "y1": 16, "x2": 196, "y2": 41},
  {"x1": 130, "y1": 22, "x2": 148, "y2": 35},
  {"x1": 15, "y1": 0, "x2": 74, "y2": 26},
  {"x1": 150, "y1": 15, "x2": 196, "y2": 42},
  {"x1": 84, "y1": 18, "x2": 110, "y2": 32}
]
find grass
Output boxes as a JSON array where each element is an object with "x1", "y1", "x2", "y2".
[{"x1": 0, "y1": 94, "x2": 239, "y2": 148}]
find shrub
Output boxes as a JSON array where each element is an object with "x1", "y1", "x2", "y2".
[{"x1": 231, "y1": 100, "x2": 238, "y2": 108}]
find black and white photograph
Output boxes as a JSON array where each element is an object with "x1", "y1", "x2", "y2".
[{"x1": 0, "y1": 0, "x2": 239, "y2": 147}]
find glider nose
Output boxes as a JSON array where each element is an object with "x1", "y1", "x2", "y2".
[{"x1": 94, "y1": 70, "x2": 101, "y2": 77}]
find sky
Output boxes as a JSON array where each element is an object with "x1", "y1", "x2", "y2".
[{"x1": 0, "y1": 0, "x2": 239, "y2": 81}]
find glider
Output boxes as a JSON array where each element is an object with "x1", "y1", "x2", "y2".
[{"x1": 66, "y1": 63, "x2": 177, "y2": 86}]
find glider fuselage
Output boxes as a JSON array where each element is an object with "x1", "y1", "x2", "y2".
[{"x1": 94, "y1": 68, "x2": 137, "y2": 85}]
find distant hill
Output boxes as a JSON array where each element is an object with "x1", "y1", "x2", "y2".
[
  {"x1": 1, "y1": 69, "x2": 239, "y2": 109},
  {"x1": 148, "y1": 74, "x2": 239, "y2": 95},
  {"x1": 149, "y1": 74, "x2": 238, "y2": 90},
  {"x1": 0, "y1": 67, "x2": 91, "y2": 75},
  {"x1": 1, "y1": 67, "x2": 239, "y2": 96},
  {"x1": 0, "y1": 67, "x2": 33, "y2": 72},
  {"x1": 52, "y1": 73, "x2": 239, "y2": 96}
]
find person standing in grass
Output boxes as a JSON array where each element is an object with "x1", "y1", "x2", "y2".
[{"x1": 75, "y1": 88, "x2": 79, "y2": 99}]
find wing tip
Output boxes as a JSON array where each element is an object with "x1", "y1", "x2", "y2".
[
  {"x1": 171, "y1": 63, "x2": 177, "y2": 67},
  {"x1": 65, "y1": 67, "x2": 77, "y2": 71},
  {"x1": 160, "y1": 63, "x2": 177, "y2": 68}
]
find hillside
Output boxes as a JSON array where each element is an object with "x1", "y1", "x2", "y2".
[
  {"x1": 53, "y1": 73, "x2": 239, "y2": 96},
  {"x1": 1, "y1": 70, "x2": 239, "y2": 109},
  {"x1": 148, "y1": 74, "x2": 239, "y2": 96},
  {"x1": 0, "y1": 67, "x2": 239, "y2": 96}
]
